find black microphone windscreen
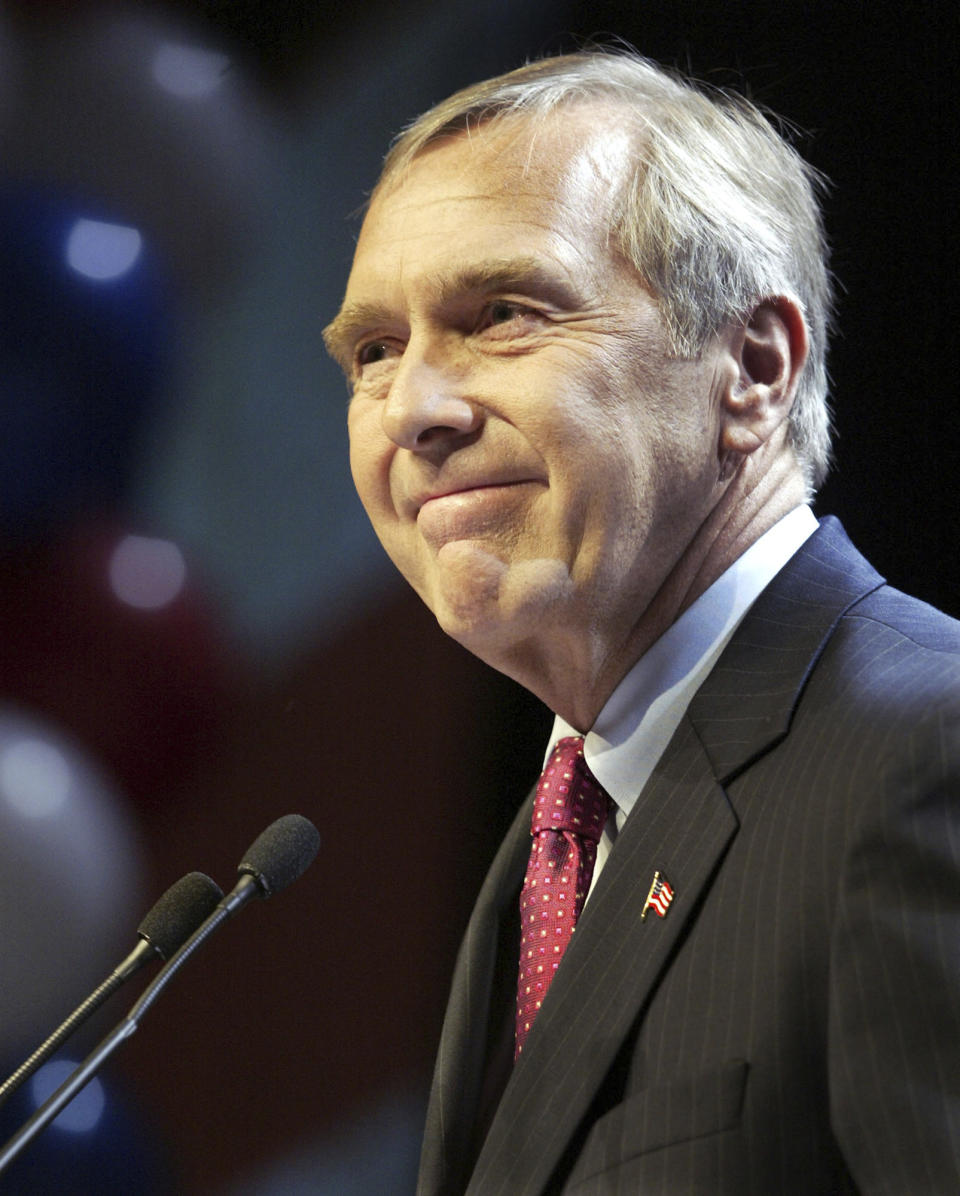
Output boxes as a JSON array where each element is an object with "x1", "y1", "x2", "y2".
[
  {"x1": 237, "y1": 814, "x2": 320, "y2": 898},
  {"x1": 137, "y1": 872, "x2": 224, "y2": 959}
]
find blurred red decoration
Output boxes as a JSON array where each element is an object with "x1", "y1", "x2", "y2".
[{"x1": 0, "y1": 518, "x2": 234, "y2": 808}]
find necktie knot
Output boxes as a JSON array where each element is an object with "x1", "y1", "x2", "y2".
[{"x1": 530, "y1": 736, "x2": 607, "y2": 844}]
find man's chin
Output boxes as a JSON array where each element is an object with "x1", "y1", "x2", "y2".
[
  {"x1": 422, "y1": 541, "x2": 508, "y2": 639},
  {"x1": 425, "y1": 543, "x2": 576, "y2": 653}
]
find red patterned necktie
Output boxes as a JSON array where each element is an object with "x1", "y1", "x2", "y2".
[{"x1": 515, "y1": 736, "x2": 609, "y2": 1059}]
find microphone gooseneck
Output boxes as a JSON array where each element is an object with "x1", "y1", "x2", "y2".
[
  {"x1": 0, "y1": 871, "x2": 223, "y2": 1108},
  {"x1": 0, "y1": 815, "x2": 321, "y2": 1177}
]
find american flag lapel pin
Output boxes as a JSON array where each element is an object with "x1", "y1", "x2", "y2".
[{"x1": 642, "y1": 870, "x2": 674, "y2": 920}]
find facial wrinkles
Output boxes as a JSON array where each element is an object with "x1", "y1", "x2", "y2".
[
  {"x1": 341, "y1": 126, "x2": 636, "y2": 377},
  {"x1": 387, "y1": 224, "x2": 626, "y2": 523},
  {"x1": 349, "y1": 121, "x2": 703, "y2": 663},
  {"x1": 385, "y1": 208, "x2": 591, "y2": 318}
]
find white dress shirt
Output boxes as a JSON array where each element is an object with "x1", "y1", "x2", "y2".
[{"x1": 544, "y1": 504, "x2": 819, "y2": 896}]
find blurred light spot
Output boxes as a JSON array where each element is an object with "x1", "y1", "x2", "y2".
[
  {"x1": 0, "y1": 738, "x2": 72, "y2": 818},
  {"x1": 109, "y1": 535, "x2": 186, "y2": 610},
  {"x1": 152, "y1": 42, "x2": 229, "y2": 98},
  {"x1": 31, "y1": 1061, "x2": 106, "y2": 1133},
  {"x1": 66, "y1": 219, "x2": 143, "y2": 282}
]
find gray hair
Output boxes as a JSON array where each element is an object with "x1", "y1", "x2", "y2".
[{"x1": 375, "y1": 51, "x2": 834, "y2": 492}]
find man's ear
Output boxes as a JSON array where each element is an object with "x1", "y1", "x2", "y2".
[{"x1": 719, "y1": 296, "x2": 808, "y2": 465}]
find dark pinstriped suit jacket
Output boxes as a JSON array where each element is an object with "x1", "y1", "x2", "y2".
[{"x1": 417, "y1": 517, "x2": 960, "y2": 1194}]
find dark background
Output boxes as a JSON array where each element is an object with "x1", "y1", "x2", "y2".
[{"x1": 0, "y1": 1, "x2": 954, "y2": 1192}]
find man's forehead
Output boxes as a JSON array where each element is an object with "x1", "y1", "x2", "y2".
[
  {"x1": 373, "y1": 103, "x2": 636, "y2": 212},
  {"x1": 322, "y1": 108, "x2": 640, "y2": 370},
  {"x1": 348, "y1": 111, "x2": 635, "y2": 289}
]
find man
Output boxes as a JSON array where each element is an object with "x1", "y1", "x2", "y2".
[{"x1": 324, "y1": 51, "x2": 960, "y2": 1194}]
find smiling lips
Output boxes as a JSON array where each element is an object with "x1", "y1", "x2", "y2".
[
  {"x1": 414, "y1": 479, "x2": 541, "y2": 544},
  {"x1": 417, "y1": 479, "x2": 536, "y2": 511}
]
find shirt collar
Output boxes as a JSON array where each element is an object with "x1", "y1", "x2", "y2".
[{"x1": 546, "y1": 505, "x2": 818, "y2": 826}]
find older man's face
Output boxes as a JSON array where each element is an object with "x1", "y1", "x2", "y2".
[{"x1": 328, "y1": 113, "x2": 728, "y2": 669}]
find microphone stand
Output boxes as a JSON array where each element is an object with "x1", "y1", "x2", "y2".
[
  {"x1": 0, "y1": 875, "x2": 261, "y2": 1176},
  {"x1": 0, "y1": 943, "x2": 151, "y2": 1108}
]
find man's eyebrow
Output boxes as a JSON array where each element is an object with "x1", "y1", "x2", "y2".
[
  {"x1": 322, "y1": 256, "x2": 583, "y2": 371},
  {"x1": 430, "y1": 257, "x2": 581, "y2": 307},
  {"x1": 322, "y1": 302, "x2": 392, "y2": 373}
]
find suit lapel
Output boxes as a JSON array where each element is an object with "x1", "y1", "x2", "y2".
[
  {"x1": 688, "y1": 516, "x2": 884, "y2": 782},
  {"x1": 418, "y1": 794, "x2": 532, "y2": 1196}
]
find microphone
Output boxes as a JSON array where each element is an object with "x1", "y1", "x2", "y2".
[
  {"x1": 0, "y1": 815, "x2": 320, "y2": 1175},
  {"x1": 238, "y1": 812, "x2": 323, "y2": 898},
  {"x1": 0, "y1": 871, "x2": 223, "y2": 1107},
  {"x1": 139, "y1": 871, "x2": 226, "y2": 958},
  {"x1": 130, "y1": 814, "x2": 322, "y2": 1024}
]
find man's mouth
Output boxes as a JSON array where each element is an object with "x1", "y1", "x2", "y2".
[{"x1": 415, "y1": 480, "x2": 542, "y2": 543}]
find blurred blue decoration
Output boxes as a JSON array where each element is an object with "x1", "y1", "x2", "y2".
[
  {"x1": 0, "y1": 181, "x2": 173, "y2": 541},
  {"x1": 0, "y1": 1058, "x2": 175, "y2": 1195}
]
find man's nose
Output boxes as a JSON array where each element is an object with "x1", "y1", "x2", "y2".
[{"x1": 381, "y1": 353, "x2": 482, "y2": 451}]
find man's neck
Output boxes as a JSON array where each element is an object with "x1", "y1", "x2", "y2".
[{"x1": 496, "y1": 453, "x2": 809, "y2": 731}]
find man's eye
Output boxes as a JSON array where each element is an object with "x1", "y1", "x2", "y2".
[
  {"x1": 356, "y1": 340, "x2": 394, "y2": 367},
  {"x1": 489, "y1": 301, "x2": 521, "y2": 324},
  {"x1": 479, "y1": 300, "x2": 537, "y2": 331}
]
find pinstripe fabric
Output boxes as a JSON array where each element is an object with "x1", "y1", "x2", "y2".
[
  {"x1": 417, "y1": 518, "x2": 960, "y2": 1195},
  {"x1": 418, "y1": 795, "x2": 533, "y2": 1194}
]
